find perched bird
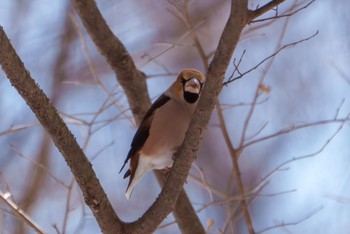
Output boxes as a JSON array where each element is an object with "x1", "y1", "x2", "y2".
[{"x1": 119, "y1": 68, "x2": 206, "y2": 199}]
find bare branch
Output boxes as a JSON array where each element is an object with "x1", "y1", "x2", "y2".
[
  {"x1": 223, "y1": 31, "x2": 319, "y2": 85},
  {"x1": 248, "y1": 0, "x2": 286, "y2": 21},
  {"x1": 131, "y1": 0, "x2": 250, "y2": 233},
  {"x1": 62, "y1": 180, "x2": 75, "y2": 234},
  {"x1": 0, "y1": 122, "x2": 41, "y2": 137},
  {"x1": 0, "y1": 191, "x2": 47, "y2": 234},
  {"x1": 168, "y1": 0, "x2": 209, "y2": 71},
  {"x1": 333, "y1": 63, "x2": 350, "y2": 86},
  {"x1": 10, "y1": 145, "x2": 69, "y2": 189},
  {"x1": 70, "y1": 0, "x2": 150, "y2": 123},
  {"x1": 71, "y1": 0, "x2": 205, "y2": 233},
  {"x1": 243, "y1": 116, "x2": 350, "y2": 149},
  {"x1": 0, "y1": 25, "x2": 122, "y2": 233},
  {"x1": 257, "y1": 206, "x2": 323, "y2": 234},
  {"x1": 326, "y1": 194, "x2": 350, "y2": 204},
  {"x1": 250, "y1": 0, "x2": 316, "y2": 23},
  {"x1": 239, "y1": 16, "x2": 290, "y2": 149},
  {"x1": 140, "y1": 19, "x2": 205, "y2": 69},
  {"x1": 216, "y1": 102, "x2": 255, "y2": 234}
]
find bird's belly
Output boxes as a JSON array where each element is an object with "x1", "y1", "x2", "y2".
[{"x1": 141, "y1": 151, "x2": 174, "y2": 170}]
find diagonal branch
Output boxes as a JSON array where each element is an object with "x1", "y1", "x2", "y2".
[
  {"x1": 250, "y1": 0, "x2": 316, "y2": 23},
  {"x1": 71, "y1": 0, "x2": 205, "y2": 233},
  {"x1": 0, "y1": 191, "x2": 46, "y2": 234},
  {"x1": 223, "y1": 31, "x2": 319, "y2": 85},
  {"x1": 248, "y1": 0, "x2": 286, "y2": 21},
  {"x1": 127, "y1": 0, "x2": 250, "y2": 232},
  {"x1": 0, "y1": 26, "x2": 122, "y2": 233},
  {"x1": 70, "y1": 0, "x2": 151, "y2": 121},
  {"x1": 1, "y1": 0, "x2": 291, "y2": 232}
]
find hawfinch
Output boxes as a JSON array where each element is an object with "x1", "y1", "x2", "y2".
[{"x1": 119, "y1": 68, "x2": 206, "y2": 199}]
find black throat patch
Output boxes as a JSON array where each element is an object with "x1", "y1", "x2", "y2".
[{"x1": 184, "y1": 91, "x2": 199, "y2": 103}]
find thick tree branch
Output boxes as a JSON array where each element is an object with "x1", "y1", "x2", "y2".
[
  {"x1": 0, "y1": 26, "x2": 122, "y2": 233},
  {"x1": 130, "y1": 0, "x2": 250, "y2": 232},
  {"x1": 155, "y1": 171, "x2": 205, "y2": 234},
  {"x1": 1, "y1": 0, "x2": 290, "y2": 232},
  {"x1": 71, "y1": 0, "x2": 150, "y2": 119},
  {"x1": 71, "y1": 0, "x2": 205, "y2": 233}
]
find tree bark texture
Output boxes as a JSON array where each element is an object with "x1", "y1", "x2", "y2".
[{"x1": 0, "y1": 0, "x2": 289, "y2": 232}]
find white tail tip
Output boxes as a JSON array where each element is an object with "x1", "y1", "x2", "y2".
[{"x1": 125, "y1": 187, "x2": 133, "y2": 200}]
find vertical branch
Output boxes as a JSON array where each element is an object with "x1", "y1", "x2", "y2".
[
  {"x1": 216, "y1": 103, "x2": 255, "y2": 234},
  {"x1": 169, "y1": 0, "x2": 209, "y2": 71},
  {"x1": 127, "y1": 0, "x2": 250, "y2": 232},
  {"x1": 71, "y1": 1, "x2": 205, "y2": 233},
  {"x1": 239, "y1": 16, "x2": 290, "y2": 149}
]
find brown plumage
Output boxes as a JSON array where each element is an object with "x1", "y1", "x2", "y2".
[{"x1": 119, "y1": 68, "x2": 205, "y2": 199}]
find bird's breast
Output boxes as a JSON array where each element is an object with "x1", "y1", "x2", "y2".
[{"x1": 141, "y1": 99, "x2": 192, "y2": 158}]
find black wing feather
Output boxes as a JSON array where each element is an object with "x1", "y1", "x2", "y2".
[{"x1": 119, "y1": 94, "x2": 171, "y2": 175}]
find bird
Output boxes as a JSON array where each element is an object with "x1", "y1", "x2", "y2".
[{"x1": 119, "y1": 68, "x2": 206, "y2": 199}]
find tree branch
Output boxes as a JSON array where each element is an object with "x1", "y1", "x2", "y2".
[
  {"x1": 217, "y1": 103, "x2": 255, "y2": 234},
  {"x1": 248, "y1": 0, "x2": 286, "y2": 21},
  {"x1": 125, "y1": 0, "x2": 250, "y2": 232},
  {"x1": 0, "y1": 191, "x2": 46, "y2": 234},
  {"x1": 1, "y1": 0, "x2": 292, "y2": 232},
  {"x1": 250, "y1": 0, "x2": 315, "y2": 23},
  {"x1": 71, "y1": 0, "x2": 205, "y2": 233},
  {"x1": 223, "y1": 31, "x2": 319, "y2": 85},
  {"x1": 70, "y1": 0, "x2": 151, "y2": 120},
  {"x1": 0, "y1": 26, "x2": 122, "y2": 233}
]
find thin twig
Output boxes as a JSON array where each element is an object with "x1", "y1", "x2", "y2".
[
  {"x1": 168, "y1": 0, "x2": 209, "y2": 71},
  {"x1": 140, "y1": 19, "x2": 205, "y2": 68},
  {"x1": 192, "y1": 163, "x2": 214, "y2": 201},
  {"x1": 189, "y1": 174, "x2": 229, "y2": 199},
  {"x1": 223, "y1": 31, "x2": 319, "y2": 85},
  {"x1": 257, "y1": 206, "x2": 323, "y2": 234},
  {"x1": 333, "y1": 63, "x2": 350, "y2": 86},
  {"x1": 256, "y1": 115, "x2": 348, "y2": 191},
  {"x1": 239, "y1": 16, "x2": 290, "y2": 149},
  {"x1": 250, "y1": 0, "x2": 316, "y2": 23},
  {"x1": 10, "y1": 145, "x2": 69, "y2": 189},
  {"x1": 62, "y1": 180, "x2": 75, "y2": 234},
  {"x1": 70, "y1": 13, "x2": 133, "y2": 125},
  {"x1": 216, "y1": 102, "x2": 255, "y2": 234},
  {"x1": 0, "y1": 191, "x2": 47, "y2": 234},
  {"x1": 1, "y1": 24, "x2": 122, "y2": 233},
  {"x1": 0, "y1": 122, "x2": 41, "y2": 137},
  {"x1": 248, "y1": 0, "x2": 286, "y2": 21},
  {"x1": 243, "y1": 116, "x2": 350, "y2": 149}
]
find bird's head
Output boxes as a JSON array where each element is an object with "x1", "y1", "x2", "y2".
[{"x1": 174, "y1": 69, "x2": 205, "y2": 104}]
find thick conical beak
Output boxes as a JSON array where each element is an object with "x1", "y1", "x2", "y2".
[{"x1": 184, "y1": 78, "x2": 201, "y2": 94}]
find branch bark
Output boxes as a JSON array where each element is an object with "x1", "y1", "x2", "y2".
[
  {"x1": 71, "y1": 0, "x2": 205, "y2": 233},
  {"x1": 248, "y1": 0, "x2": 286, "y2": 21},
  {"x1": 130, "y1": 0, "x2": 250, "y2": 232},
  {"x1": 1, "y1": 0, "x2": 291, "y2": 232},
  {"x1": 0, "y1": 26, "x2": 123, "y2": 233},
  {"x1": 70, "y1": 0, "x2": 150, "y2": 119}
]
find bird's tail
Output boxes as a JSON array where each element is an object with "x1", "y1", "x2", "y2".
[{"x1": 125, "y1": 157, "x2": 150, "y2": 199}]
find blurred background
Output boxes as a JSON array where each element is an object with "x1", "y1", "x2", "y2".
[{"x1": 0, "y1": 0, "x2": 349, "y2": 233}]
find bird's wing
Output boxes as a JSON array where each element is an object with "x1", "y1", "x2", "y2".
[{"x1": 119, "y1": 94, "x2": 171, "y2": 176}]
